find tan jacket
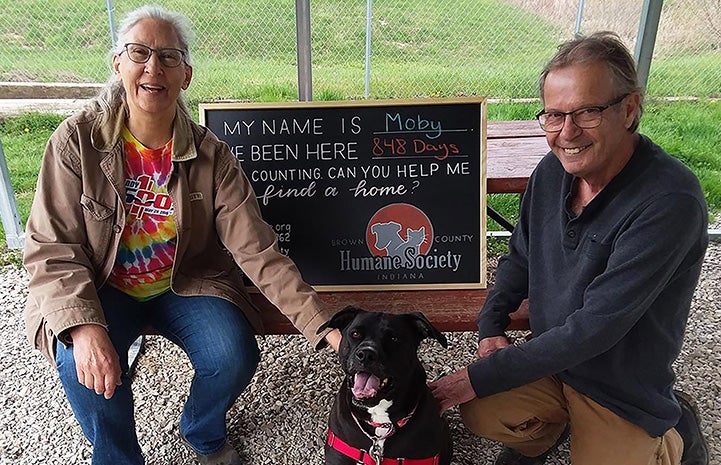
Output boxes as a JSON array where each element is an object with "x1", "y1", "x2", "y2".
[{"x1": 24, "y1": 98, "x2": 334, "y2": 365}]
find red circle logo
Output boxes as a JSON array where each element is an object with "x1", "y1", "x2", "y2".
[{"x1": 366, "y1": 203, "x2": 434, "y2": 258}]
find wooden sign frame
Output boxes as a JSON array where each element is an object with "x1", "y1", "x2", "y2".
[{"x1": 199, "y1": 97, "x2": 487, "y2": 291}]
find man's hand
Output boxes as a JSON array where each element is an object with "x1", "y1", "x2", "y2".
[
  {"x1": 476, "y1": 335, "x2": 511, "y2": 359},
  {"x1": 325, "y1": 328, "x2": 342, "y2": 352},
  {"x1": 69, "y1": 325, "x2": 122, "y2": 399},
  {"x1": 428, "y1": 368, "x2": 477, "y2": 413}
]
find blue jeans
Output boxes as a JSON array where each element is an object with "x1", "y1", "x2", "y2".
[{"x1": 55, "y1": 286, "x2": 260, "y2": 465}]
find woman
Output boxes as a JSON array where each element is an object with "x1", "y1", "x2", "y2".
[{"x1": 23, "y1": 5, "x2": 340, "y2": 465}]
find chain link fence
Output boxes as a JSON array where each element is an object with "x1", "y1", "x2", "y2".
[{"x1": 0, "y1": 0, "x2": 719, "y2": 102}]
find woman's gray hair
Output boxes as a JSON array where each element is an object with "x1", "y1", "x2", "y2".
[
  {"x1": 95, "y1": 5, "x2": 194, "y2": 116},
  {"x1": 538, "y1": 31, "x2": 644, "y2": 133}
]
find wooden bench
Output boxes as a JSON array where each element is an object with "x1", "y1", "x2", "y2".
[
  {"x1": 255, "y1": 289, "x2": 531, "y2": 334},
  {"x1": 256, "y1": 120, "x2": 547, "y2": 335}
]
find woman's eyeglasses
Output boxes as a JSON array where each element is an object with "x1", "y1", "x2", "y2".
[{"x1": 120, "y1": 43, "x2": 186, "y2": 68}]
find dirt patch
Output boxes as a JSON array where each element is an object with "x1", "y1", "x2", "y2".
[
  {"x1": 504, "y1": 0, "x2": 721, "y2": 51},
  {"x1": 1, "y1": 70, "x2": 98, "y2": 84},
  {"x1": 0, "y1": 82, "x2": 102, "y2": 99}
]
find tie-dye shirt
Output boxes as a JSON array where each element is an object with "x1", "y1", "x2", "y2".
[{"x1": 107, "y1": 127, "x2": 177, "y2": 300}]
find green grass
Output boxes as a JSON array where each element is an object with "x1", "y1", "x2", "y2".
[
  {"x1": 1, "y1": 0, "x2": 548, "y2": 91},
  {"x1": 640, "y1": 99, "x2": 721, "y2": 210},
  {"x1": 2, "y1": 0, "x2": 719, "y2": 98},
  {"x1": 0, "y1": 113, "x2": 65, "y2": 218},
  {"x1": 648, "y1": 52, "x2": 721, "y2": 98}
]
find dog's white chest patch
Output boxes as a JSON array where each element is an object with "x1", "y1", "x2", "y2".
[
  {"x1": 368, "y1": 398, "x2": 393, "y2": 423},
  {"x1": 367, "y1": 399, "x2": 394, "y2": 439}
]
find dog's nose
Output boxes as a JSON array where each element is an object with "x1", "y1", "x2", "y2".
[{"x1": 355, "y1": 346, "x2": 377, "y2": 363}]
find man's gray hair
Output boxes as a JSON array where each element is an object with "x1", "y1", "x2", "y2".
[{"x1": 539, "y1": 31, "x2": 644, "y2": 133}]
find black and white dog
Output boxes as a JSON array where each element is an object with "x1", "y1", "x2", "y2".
[{"x1": 318, "y1": 306, "x2": 451, "y2": 465}]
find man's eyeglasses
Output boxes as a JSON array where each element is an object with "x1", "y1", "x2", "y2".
[
  {"x1": 120, "y1": 43, "x2": 186, "y2": 68},
  {"x1": 535, "y1": 93, "x2": 629, "y2": 132}
]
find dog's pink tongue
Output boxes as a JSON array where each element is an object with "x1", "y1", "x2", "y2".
[{"x1": 352, "y1": 372, "x2": 381, "y2": 398}]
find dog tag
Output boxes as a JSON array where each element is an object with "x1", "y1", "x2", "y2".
[{"x1": 369, "y1": 441, "x2": 384, "y2": 465}]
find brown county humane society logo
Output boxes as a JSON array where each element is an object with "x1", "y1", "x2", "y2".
[
  {"x1": 366, "y1": 203, "x2": 433, "y2": 266},
  {"x1": 337, "y1": 202, "x2": 465, "y2": 279}
]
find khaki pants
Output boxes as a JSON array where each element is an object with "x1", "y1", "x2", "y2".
[{"x1": 459, "y1": 377, "x2": 683, "y2": 465}]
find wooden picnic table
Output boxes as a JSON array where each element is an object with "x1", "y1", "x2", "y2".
[
  {"x1": 486, "y1": 120, "x2": 549, "y2": 230},
  {"x1": 487, "y1": 120, "x2": 549, "y2": 194},
  {"x1": 255, "y1": 120, "x2": 547, "y2": 335}
]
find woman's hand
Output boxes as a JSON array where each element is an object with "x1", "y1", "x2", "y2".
[
  {"x1": 325, "y1": 328, "x2": 342, "y2": 352},
  {"x1": 69, "y1": 325, "x2": 122, "y2": 399}
]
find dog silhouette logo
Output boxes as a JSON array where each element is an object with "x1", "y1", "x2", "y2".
[{"x1": 366, "y1": 203, "x2": 434, "y2": 266}]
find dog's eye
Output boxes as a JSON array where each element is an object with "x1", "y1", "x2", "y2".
[{"x1": 350, "y1": 329, "x2": 362, "y2": 339}]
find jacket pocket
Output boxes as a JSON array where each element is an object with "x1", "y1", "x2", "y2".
[
  {"x1": 79, "y1": 194, "x2": 117, "y2": 266},
  {"x1": 80, "y1": 194, "x2": 114, "y2": 221}
]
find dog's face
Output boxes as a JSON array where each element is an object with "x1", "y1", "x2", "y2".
[{"x1": 319, "y1": 306, "x2": 447, "y2": 408}]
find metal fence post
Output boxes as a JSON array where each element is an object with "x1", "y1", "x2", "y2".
[
  {"x1": 635, "y1": 0, "x2": 664, "y2": 90},
  {"x1": 364, "y1": 0, "x2": 373, "y2": 99},
  {"x1": 574, "y1": 0, "x2": 585, "y2": 37},
  {"x1": 296, "y1": 0, "x2": 312, "y2": 101},
  {"x1": 106, "y1": 0, "x2": 117, "y2": 47},
  {"x1": 0, "y1": 138, "x2": 25, "y2": 249}
]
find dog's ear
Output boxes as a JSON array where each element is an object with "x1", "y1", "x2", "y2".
[
  {"x1": 317, "y1": 306, "x2": 365, "y2": 334},
  {"x1": 405, "y1": 312, "x2": 448, "y2": 348}
]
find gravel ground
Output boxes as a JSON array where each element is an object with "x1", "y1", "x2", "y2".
[{"x1": 1, "y1": 240, "x2": 719, "y2": 465}]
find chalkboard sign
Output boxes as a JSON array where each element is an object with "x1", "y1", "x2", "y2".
[{"x1": 199, "y1": 98, "x2": 487, "y2": 291}]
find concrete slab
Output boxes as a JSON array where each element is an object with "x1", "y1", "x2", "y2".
[{"x1": 0, "y1": 98, "x2": 89, "y2": 117}]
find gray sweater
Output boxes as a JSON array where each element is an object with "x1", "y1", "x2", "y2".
[{"x1": 469, "y1": 134, "x2": 708, "y2": 437}]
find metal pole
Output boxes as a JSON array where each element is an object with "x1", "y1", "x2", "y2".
[
  {"x1": 296, "y1": 0, "x2": 313, "y2": 101},
  {"x1": 574, "y1": 0, "x2": 585, "y2": 36},
  {"x1": 106, "y1": 0, "x2": 117, "y2": 47},
  {"x1": 0, "y1": 139, "x2": 25, "y2": 249},
  {"x1": 634, "y1": 0, "x2": 664, "y2": 91},
  {"x1": 364, "y1": 0, "x2": 372, "y2": 99}
]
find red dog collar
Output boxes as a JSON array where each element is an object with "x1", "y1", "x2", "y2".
[{"x1": 327, "y1": 429, "x2": 440, "y2": 465}]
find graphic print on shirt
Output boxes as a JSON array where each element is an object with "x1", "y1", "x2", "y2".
[{"x1": 126, "y1": 173, "x2": 174, "y2": 220}]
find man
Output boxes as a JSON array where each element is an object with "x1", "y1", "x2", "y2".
[{"x1": 430, "y1": 32, "x2": 709, "y2": 465}]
